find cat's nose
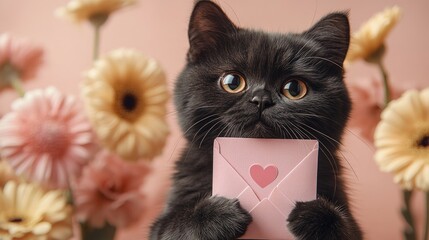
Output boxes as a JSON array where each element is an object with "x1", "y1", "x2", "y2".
[{"x1": 250, "y1": 89, "x2": 274, "y2": 112}]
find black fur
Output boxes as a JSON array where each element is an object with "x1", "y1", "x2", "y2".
[{"x1": 150, "y1": 1, "x2": 362, "y2": 239}]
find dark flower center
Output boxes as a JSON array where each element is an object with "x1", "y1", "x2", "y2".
[
  {"x1": 418, "y1": 136, "x2": 429, "y2": 148},
  {"x1": 114, "y1": 88, "x2": 144, "y2": 122},
  {"x1": 122, "y1": 93, "x2": 138, "y2": 112},
  {"x1": 8, "y1": 217, "x2": 23, "y2": 223}
]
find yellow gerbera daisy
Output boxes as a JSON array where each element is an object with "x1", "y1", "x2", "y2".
[
  {"x1": 346, "y1": 6, "x2": 401, "y2": 62},
  {"x1": 82, "y1": 49, "x2": 169, "y2": 161},
  {"x1": 0, "y1": 181, "x2": 72, "y2": 240},
  {"x1": 55, "y1": 0, "x2": 136, "y2": 23},
  {"x1": 374, "y1": 88, "x2": 429, "y2": 191}
]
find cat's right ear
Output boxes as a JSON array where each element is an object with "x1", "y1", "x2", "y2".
[{"x1": 187, "y1": 1, "x2": 238, "y2": 62}]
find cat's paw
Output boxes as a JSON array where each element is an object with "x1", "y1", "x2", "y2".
[
  {"x1": 192, "y1": 196, "x2": 252, "y2": 240},
  {"x1": 287, "y1": 198, "x2": 359, "y2": 240}
]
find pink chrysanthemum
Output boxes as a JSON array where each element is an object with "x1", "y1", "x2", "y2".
[
  {"x1": 347, "y1": 77, "x2": 403, "y2": 142},
  {"x1": 0, "y1": 87, "x2": 96, "y2": 189},
  {"x1": 73, "y1": 150, "x2": 149, "y2": 228},
  {"x1": 0, "y1": 33, "x2": 43, "y2": 89}
]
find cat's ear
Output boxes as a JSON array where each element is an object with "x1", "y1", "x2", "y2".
[
  {"x1": 187, "y1": 1, "x2": 238, "y2": 62},
  {"x1": 305, "y1": 12, "x2": 350, "y2": 67}
]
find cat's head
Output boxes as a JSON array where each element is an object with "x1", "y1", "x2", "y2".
[{"x1": 175, "y1": 1, "x2": 351, "y2": 150}]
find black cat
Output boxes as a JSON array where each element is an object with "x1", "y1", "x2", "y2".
[{"x1": 150, "y1": 1, "x2": 362, "y2": 239}]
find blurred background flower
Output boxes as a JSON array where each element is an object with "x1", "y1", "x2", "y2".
[
  {"x1": 0, "y1": 87, "x2": 96, "y2": 189},
  {"x1": 374, "y1": 88, "x2": 429, "y2": 191},
  {"x1": 0, "y1": 160, "x2": 19, "y2": 187},
  {"x1": 0, "y1": 0, "x2": 170, "y2": 239},
  {"x1": 73, "y1": 151, "x2": 149, "y2": 228},
  {"x1": 0, "y1": 181, "x2": 72, "y2": 240},
  {"x1": 346, "y1": 5, "x2": 401, "y2": 108},
  {"x1": 55, "y1": 0, "x2": 136, "y2": 23},
  {"x1": 0, "y1": 33, "x2": 43, "y2": 96},
  {"x1": 82, "y1": 49, "x2": 169, "y2": 161},
  {"x1": 56, "y1": 0, "x2": 137, "y2": 60},
  {"x1": 347, "y1": 77, "x2": 403, "y2": 142},
  {"x1": 346, "y1": 5, "x2": 401, "y2": 63},
  {"x1": 345, "y1": 5, "x2": 429, "y2": 240},
  {"x1": 373, "y1": 88, "x2": 429, "y2": 240}
]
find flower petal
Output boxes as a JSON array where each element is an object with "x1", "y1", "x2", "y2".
[
  {"x1": 374, "y1": 88, "x2": 429, "y2": 191},
  {"x1": 0, "y1": 181, "x2": 71, "y2": 239},
  {"x1": 82, "y1": 49, "x2": 169, "y2": 161},
  {"x1": 0, "y1": 87, "x2": 95, "y2": 189}
]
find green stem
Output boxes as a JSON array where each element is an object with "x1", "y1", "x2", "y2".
[
  {"x1": 93, "y1": 24, "x2": 101, "y2": 61},
  {"x1": 366, "y1": 44, "x2": 390, "y2": 108},
  {"x1": 0, "y1": 64, "x2": 25, "y2": 97},
  {"x1": 80, "y1": 222, "x2": 116, "y2": 240},
  {"x1": 89, "y1": 14, "x2": 108, "y2": 61},
  {"x1": 424, "y1": 191, "x2": 429, "y2": 240},
  {"x1": 9, "y1": 75, "x2": 25, "y2": 97},
  {"x1": 402, "y1": 190, "x2": 416, "y2": 240},
  {"x1": 377, "y1": 60, "x2": 390, "y2": 108}
]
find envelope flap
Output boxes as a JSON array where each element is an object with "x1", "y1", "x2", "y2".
[
  {"x1": 240, "y1": 199, "x2": 294, "y2": 239},
  {"x1": 213, "y1": 139, "x2": 251, "y2": 198},
  {"x1": 215, "y1": 138, "x2": 318, "y2": 200},
  {"x1": 237, "y1": 186, "x2": 261, "y2": 212},
  {"x1": 268, "y1": 187, "x2": 295, "y2": 217},
  {"x1": 278, "y1": 146, "x2": 318, "y2": 202}
]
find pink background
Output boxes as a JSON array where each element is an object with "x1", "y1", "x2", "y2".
[{"x1": 1, "y1": 0, "x2": 429, "y2": 239}]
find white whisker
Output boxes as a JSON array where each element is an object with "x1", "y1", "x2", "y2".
[{"x1": 302, "y1": 56, "x2": 343, "y2": 70}]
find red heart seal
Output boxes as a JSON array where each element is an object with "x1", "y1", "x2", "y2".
[{"x1": 250, "y1": 164, "x2": 279, "y2": 188}]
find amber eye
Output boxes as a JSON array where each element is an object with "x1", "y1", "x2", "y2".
[
  {"x1": 282, "y1": 80, "x2": 308, "y2": 100},
  {"x1": 220, "y1": 72, "x2": 246, "y2": 93}
]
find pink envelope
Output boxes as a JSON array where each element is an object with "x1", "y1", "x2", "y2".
[{"x1": 212, "y1": 137, "x2": 319, "y2": 240}]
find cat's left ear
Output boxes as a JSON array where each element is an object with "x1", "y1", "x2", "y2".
[
  {"x1": 304, "y1": 12, "x2": 350, "y2": 66},
  {"x1": 187, "y1": 1, "x2": 238, "y2": 62}
]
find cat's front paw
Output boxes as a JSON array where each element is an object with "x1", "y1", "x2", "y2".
[
  {"x1": 287, "y1": 198, "x2": 359, "y2": 240},
  {"x1": 192, "y1": 196, "x2": 252, "y2": 240}
]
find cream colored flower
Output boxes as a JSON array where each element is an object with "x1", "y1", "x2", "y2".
[
  {"x1": 82, "y1": 49, "x2": 169, "y2": 161},
  {"x1": 0, "y1": 181, "x2": 72, "y2": 240},
  {"x1": 55, "y1": 0, "x2": 136, "y2": 23},
  {"x1": 374, "y1": 88, "x2": 429, "y2": 191},
  {"x1": 346, "y1": 6, "x2": 401, "y2": 62}
]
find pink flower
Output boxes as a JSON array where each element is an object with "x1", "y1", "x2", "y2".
[
  {"x1": 0, "y1": 87, "x2": 96, "y2": 189},
  {"x1": 73, "y1": 151, "x2": 149, "y2": 228},
  {"x1": 347, "y1": 77, "x2": 402, "y2": 142},
  {"x1": 0, "y1": 33, "x2": 43, "y2": 87}
]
